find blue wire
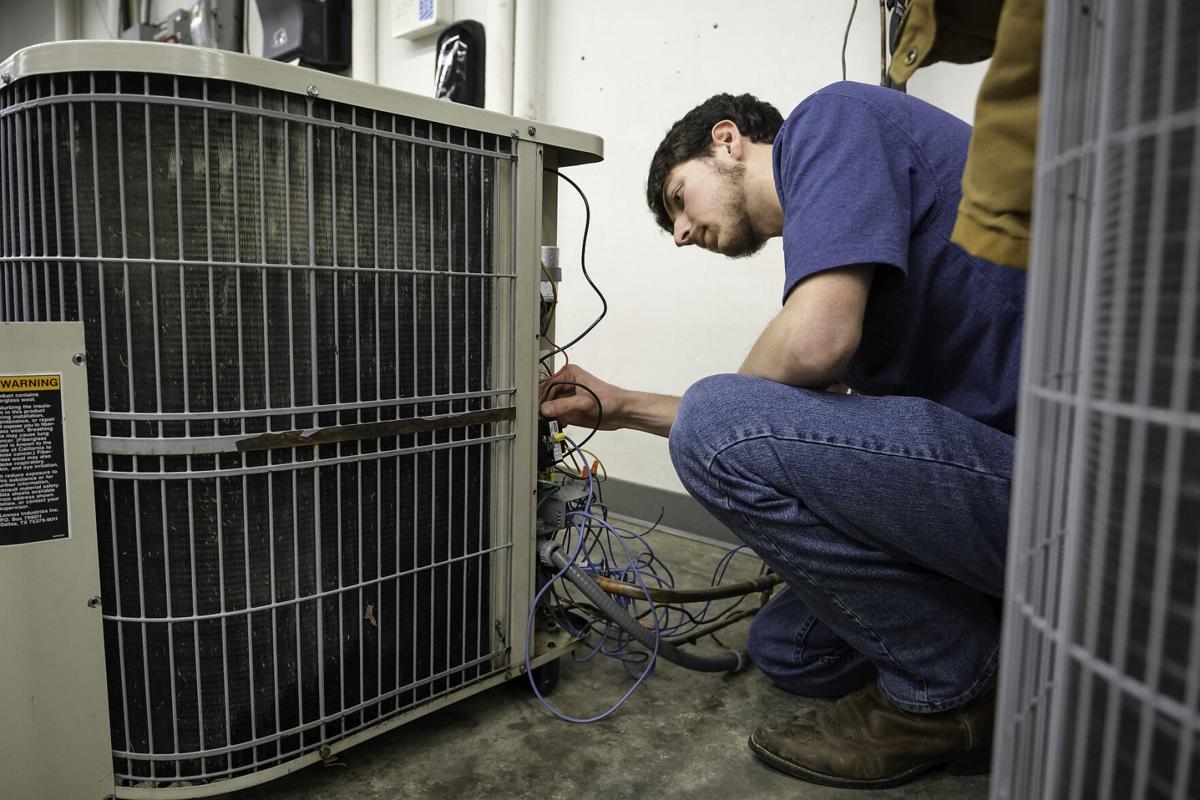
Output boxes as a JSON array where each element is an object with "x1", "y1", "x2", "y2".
[
  {"x1": 527, "y1": 434, "x2": 761, "y2": 721},
  {"x1": 525, "y1": 534, "x2": 659, "y2": 723},
  {"x1": 525, "y1": 436, "x2": 662, "y2": 723}
]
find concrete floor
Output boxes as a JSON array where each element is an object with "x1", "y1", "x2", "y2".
[{"x1": 214, "y1": 524, "x2": 989, "y2": 800}]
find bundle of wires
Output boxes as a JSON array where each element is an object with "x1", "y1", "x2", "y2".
[
  {"x1": 529, "y1": 171, "x2": 769, "y2": 722},
  {"x1": 526, "y1": 434, "x2": 767, "y2": 723}
]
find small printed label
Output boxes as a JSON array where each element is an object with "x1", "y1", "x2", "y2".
[
  {"x1": 0, "y1": 373, "x2": 69, "y2": 546},
  {"x1": 0, "y1": 374, "x2": 60, "y2": 392}
]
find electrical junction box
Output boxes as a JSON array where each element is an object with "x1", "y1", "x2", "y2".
[
  {"x1": 0, "y1": 323, "x2": 114, "y2": 800},
  {"x1": 392, "y1": 0, "x2": 453, "y2": 39}
]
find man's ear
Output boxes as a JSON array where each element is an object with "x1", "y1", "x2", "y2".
[{"x1": 710, "y1": 120, "x2": 744, "y2": 160}]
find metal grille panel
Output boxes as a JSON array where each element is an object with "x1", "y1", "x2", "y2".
[
  {"x1": 992, "y1": 2, "x2": 1200, "y2": 798},
  {"x1": 1, "y1": 69, "x2": 518, "y2": 787}
]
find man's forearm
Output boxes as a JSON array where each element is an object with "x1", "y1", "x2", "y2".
[{"x1": 619, "y1": 391, "x2": 680, "y2": 438}]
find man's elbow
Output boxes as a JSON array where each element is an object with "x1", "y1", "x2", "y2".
[
  {"x1": 777, "y1": 355, "x2": 845, "y2": 389},
  {"x1": 739, "y1": 317, "x2": 862, "y2": 387},
  {"x1": 780, "y1": 332, "x2": 859, "y2": 387}
]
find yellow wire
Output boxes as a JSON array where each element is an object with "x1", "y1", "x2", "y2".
[
  {"x1": 539, "y1": 260, "x2": 559, "y2": 305},
  {"x1": 554, "y1": 448, "x2": 606, "y2": 482}
]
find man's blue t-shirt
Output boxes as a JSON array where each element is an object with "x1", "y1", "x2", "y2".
[{"x1": 772, "y1": 81, "x2": 1025, "y2": 434}]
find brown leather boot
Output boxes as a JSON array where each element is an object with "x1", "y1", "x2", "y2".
[{"x1": 747, "y1": 677, "x2": 996, "y2": 789}]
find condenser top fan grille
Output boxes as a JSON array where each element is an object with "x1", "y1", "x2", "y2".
[{"x1": 0, "y1": 41, "x2": 601, "y2": 791}]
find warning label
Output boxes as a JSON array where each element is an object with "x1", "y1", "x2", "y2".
[{"x1": 0, "y1": 374, "x2": 69, "y2": 546}]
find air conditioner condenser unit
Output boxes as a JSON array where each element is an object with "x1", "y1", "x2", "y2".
[{"x1": 0, "y1": 40, "x2": 602, "y2": 799}]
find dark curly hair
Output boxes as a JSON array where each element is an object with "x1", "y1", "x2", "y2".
[{"x1": 645, "y1": 93, "x2": 784, "y2": 234}]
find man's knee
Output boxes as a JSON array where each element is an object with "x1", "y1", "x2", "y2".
[{"x1": 670, "y1": 373, "x2": 837, "y2": 470}]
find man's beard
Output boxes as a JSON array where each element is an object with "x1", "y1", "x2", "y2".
[{"x1": 712, "y1": 161, "x2": 767, "y2": 259}]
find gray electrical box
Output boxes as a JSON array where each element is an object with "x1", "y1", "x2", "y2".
[{"x1": 0, "y1": 323, "x2": 114, "y2": 800}]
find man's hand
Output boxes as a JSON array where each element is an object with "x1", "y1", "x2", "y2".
[
  {"x1": 539, "y1": 365, "x2": 680, "y2": 438},
  {"x1": 539, "y1": 365, "x2": 627, "y2": 431}
]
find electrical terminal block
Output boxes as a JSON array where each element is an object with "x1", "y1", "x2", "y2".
[
  {"x1": 547, "y1": 420, "x2": 564, "y2": 463},
  {"x1": 537, "y1": 418, "x2": 564, "y2": 470},
  {"x1": 536, "y1": 473, "x2": 592, "y2": 532},
  {"x1": 538, "y1": 496, "x2": 570, "y2": 531}
]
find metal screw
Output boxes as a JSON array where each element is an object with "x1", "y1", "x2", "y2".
[
  {"x1": 318, "y1": 745, "x2": 332, "y2": 759},
  {"x1": 72, "y1": 352, "x2": 87, "y2": 366},
  {"x1": 1, "y1": 72, "x2": 11, "y2": 85},
  {"x1": 87, "y1": 596, "x2": 102, "y2": 608},
  {"x1": 527, "y1": 125, "x2": 536, "y2": 136},
  {"x1": 510, "y1": 128, "x2": 520, "y2": 138},
  {"x1": 904, "y1": 48, "x2": 918, "y2": 65},
  {"x1": 547, "y1": 640, "x2": 557, "y2": 649},
  {"x1": 306, "y1": 84, "x2": 319, "y2": 97}
]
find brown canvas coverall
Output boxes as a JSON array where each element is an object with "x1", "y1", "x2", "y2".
[{"x1": 889, "y1": 0, "x2": 1044, "y2": 270}]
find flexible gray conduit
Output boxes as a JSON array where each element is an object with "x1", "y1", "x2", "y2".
[{"x1": 539, "y1": 539, "x2": 749, "y2": 674}]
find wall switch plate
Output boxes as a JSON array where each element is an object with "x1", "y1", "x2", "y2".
[{"x1": 391, "y1": 0, "x2": 453, "y2": 39}]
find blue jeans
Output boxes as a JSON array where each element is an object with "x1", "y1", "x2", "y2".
[{"x1": 669, "y1": 374, "x2": 1013, "y2": 714}]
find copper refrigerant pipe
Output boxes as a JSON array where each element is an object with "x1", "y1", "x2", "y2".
[{"x1": 594, "y1": 573, "x2": 780, "y2": 604}]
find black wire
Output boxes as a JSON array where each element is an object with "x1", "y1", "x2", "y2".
[
  {"x1": 540, "y1": 169, "x2": 607, "y2": 367},
  {"x1": 539, "y1": 379, "x2": 603, "y2": 452},
  {"x1": 842, "y1": 0, "x2": 859, "y2": 81},
  {"x1": 640, "y1": 507, "x2": 666, "y2": 537}
]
